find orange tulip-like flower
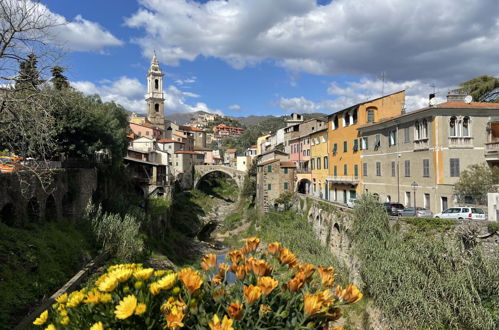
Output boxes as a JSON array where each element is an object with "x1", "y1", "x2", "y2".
[
  {"x1": 201, "y1": 253, "x2": 217, "y2": 271},
  {"x1": 165, "y1": 306, "x2": 185, "y2": 329},
  {"x1": 267, "y1": 242, "x2": 281, "y2": 255},
  {"x1": 213, "y1": 288, "x2": 226, "y2": 301},
  {"x1": 251, "y1": 259, "x2": 273, "y2": 276},
  {"x1": 228, "y1": 250, "x2": 244, "y2": 265},
  {"x1": 318, "y1": 266, "x2": 335, "y2": 288},
  {"x1": 233, "y1": 264, "x2": 246, "y2": 280},
  {"x1": 227, "y1": 301, "x2": 243, "y2": 320},
  {"x1": 259, "y1": 304, "x2": 272, "y2": 316},
  {"x1": 245, "y1": 237, "x2": 260, "y2": 251},
  {"x1": 304, "y1": 290, "x2": 333, "y2": 316},
  {"x1": 208, "y1": 314, "x2": 234, "y2": 330},
  {"x1": 178, "y1": 268, "x2": 203, "y2": 293},
  {"x1": 218, "y1": 263, "x2": 230, "y2": 276},
  {"x1": 257, "y1": 276, "x2": 278, "y2": 295},
  {"x1": 287, "y1": 276, "x2": 305, "y2": 292},
  {"x1": 336, "y1": 284, "x2": 363, "y2": 304},
  {"x1": 243, "y1": 285, "x2": 262, "y2": 305},
  {"x1": 244, "y1": 257, "x2": 256, "y2": 272},
  {"x1": 279, "y1": 248, "x2": 299, "y2": 268},
  {"x1": 297, "y1": 263, "x2": 315, "y2": 282}
]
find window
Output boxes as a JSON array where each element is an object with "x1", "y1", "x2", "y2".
[
  {"x1": 376, "y1": 162, "x2": 381, "y2": 176},
  {"x1": 361, "y1": 137, "x2": 368, "y2": 150},
  {"x1": 367, "y1": 108, "x2": 375, "y2": 123},
  {"x1": 450, "y1": 158, "x2": 460, "y2": 177},
  {"x1": 463, "y1": 117, "x2": 470, "y2": 136},
  {"x1": 389, "y1": 130, "x2": 396, "y2": 146},
  {"x1": 343, "y1": 141, "x2": 348, "y2": 152},
  {"x1": 354, "y1": 164, "x2": 358, "y2": 179},
  {"x1": 317, "y1": 157, "x2": 321, "y2": 169},
  {"x1": 352, "y1": 109, "x2": 358, "y2": 124},
  {"x1": 284, "y1": 182, "x2": 289, "y2": 190},
  {"x1": 404, "y1": 127, "x2": 410, "y2": 143},
  {"x1": 267, "y1": 165, "x2": 272, "y2": 172},
  {"x1": 146, "y1": 131, "x2": 150, "y2": 136},
  {"x1": 363, "y1": 163, "x2": 368, "y2": 176},
  {"x1": 449, "y1": 116, "x2": 457, "y2": 136},
  {"x1": 267, "y1": 184, "x2": 272, "y2": 190},
  {"x1": 284, "y1": 168, "x2": 288, "y2": 174},
  {"x1": 154, "y1": 79, "x2": 159, "y2": 89},
  {"x1": 374, "y1": 134, "x2": 381, "y2": 149},
  {"x1": 353, "y1": 139, "x2": 359, "y2": 152},
  {"x1": 334, "y1": 165, "x2": 337, "y2": 177},
  {"x1": 391, "y1": 161, "x2": 396, "y2": 177},
  {"x1": 155, "y1": 103, "x2": 159, "y2": 112},
  {"x1": 422, "y1": 119, "x2": 428, "y2": 138},
  {"x1": 423, "y1": 159, "x2": 430, "y2": 177},
  {"x1": 405, "y1": 192, "x2": 411, "y2": 207},
  {"x1": 344, "y1": 164, "x2": 348, "y2": 175},
  {"x1": 332, "y1": 116, "x2": 338, "y2": 130},
  {"x1": 415, "y1": 120, "x2": 420, "y2": 140},
  {"x1": 424, "y1": 193, "x2": 430, "y2": 209},
  {"x1": 404, "y1": 160, "x2": 410, "y2": 177},
  {"x1": 321, "y1": 136, "x2": 326, "y2": 143},
  {"x1": 324, "y1": 156, "x2": 328, "y2": 169},
  {"x1": 333, "y1": 143, "x2": 338, "y2": 154},
  {"x1": 311, "y1": 158, "x2": 315, "y2": 170}
]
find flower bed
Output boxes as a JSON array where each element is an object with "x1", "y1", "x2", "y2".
[{"x1": 33, "y1": 238, "x2": 362, "y2": 329}]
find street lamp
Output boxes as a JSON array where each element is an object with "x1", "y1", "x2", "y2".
[{"x1": 411, "y1": 181, "x2": 418, "y2": 208}]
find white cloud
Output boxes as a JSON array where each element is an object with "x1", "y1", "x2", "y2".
[
  {"x1": 175, "y1": 76, "x2": 197, "y2": 85},
  {"x1": 125, "y1": 0, "x2": 499, "y2": 85},
  {"x1": 279, "y1": 96, "x2": 321, "y2": 113},
  {"x1": 72, "y1": 77, "x2": 222, "y2": 114},
  {"x1": 228, "y1": 104, "x2": 241, "y2": 111}
]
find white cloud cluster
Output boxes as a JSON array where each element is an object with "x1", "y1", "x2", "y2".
[
  {"x1": 228, "y1": 104, "x2": 241, "y2": 111},
  {"x1": 71, "y1": 77, "x2": 222, "y2": 115},
  {"x1": 125, "y1": 0, "x2": 499, "y2": 84}
]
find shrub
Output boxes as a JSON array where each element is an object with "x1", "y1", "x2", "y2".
[{"x1": 33, "y1": 238, "x2": 362, "y2": 329}]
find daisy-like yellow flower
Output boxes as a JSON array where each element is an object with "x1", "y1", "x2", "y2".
[
  {"x1": 89, "y1": 321, "x2": 104, "y2": 330},
  {"x1": 279, "y1": 248, "x2": 299, "y2": 268},
  {"x1": 66, "y1": 291, "x2": 85, "y2": 308},
  {"x1": 149, "y1": 282, "x2": 161, "y2": 295},
  {"x1": 33, "y1": 310, "x2": 48, "y2": 326},
  {"x1": 55, "y1": 293, "x2": 67, "y2": 304},
  {"x1": 157, "y1": 273, "x2": 177, "y2": 290},
  {"x1": 318, "y1": 266, "x2": 335, "y2": 288},
  {"x1": 100, "y1": 293, "x2": 112, "y2": 303},
  {"x1": 165, "y1": 306, "x2": 185, "y2": 329},
  {"x1": 135, "y1": 303, "x2": 147, "y2": 315},
  {"x1": 257, "y1": 276, "x2": 278, "y2": 295},
  {"x1": 178, "y1": 268, "x2": 203, "y2": 293},
  {"x1": 251, "y1": 259, "x2": 273, "y2": 276},
  {"x1": 208, "y1": 314, "x2": 234, "y2": 330},
  {"x1": 267, "y1": 242, "x2": 281, "y2": 255},
  {"x1": 336, "y1": 284, "x2": 363, "y2": 304},
  {"x1": 45, "y1": 324, "x2": 56, "y2": 330},
  {"x1": 243, "y1": 285, "x2": 262, "y2": 305},
  {"x1": 113, "y1": 269, "x2": 134, "y2": 283},
  {"x1": 60, "y1": 316, "x2": 70, "y2": 325},
  {"x1": 133, "y1": 268, "x2": 154, "y2": 281},
  {"x1": 84, "y1": 290, "x2": 101, "y2": 304},
  {"x1": 245, "y1": 237, "x2": 260, "y2": 251},
  {"x1": 201, "y1": 253, "x2": 217, "y2": 270},
  {"x1": 259, "y1": 304, "x2": 272, "y2": 316},
  {"x1": 98, "y1": 276, "x2": 118, "y2": 292},
  {"x1": 304, "y1": 290, "x2": 334, "y2": 315},
  {"x1": 58, "y1": 309, "x2": 68, "y2": 317},
  {"x1": 154, "y1": 270, "x2": 168, "y2": 277},
  {"x1": 228, "y1": 250, "x2": 243, "y2": 265},
  {"x1": 114, "y1": 295, "x2": 137, "y2": 320}
]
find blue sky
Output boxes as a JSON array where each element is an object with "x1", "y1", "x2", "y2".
[{"x1": 36, "y1": 0, "x2": 499, "y2": 117}]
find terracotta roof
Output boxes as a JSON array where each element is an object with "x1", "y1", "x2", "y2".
[
  {"x1": 175, "y1": 150, "x2": 203, "y2": 155},
  {"x1": 127, "y1": 133, "x2": 135, "y2": 139},
  {"x1": 249, "y1": 145, "x2": 257, "y2": 148},
  {"x1": 257, "y1": 159, "x2": 280, "y2": 166},
  {"x1": 226, "y1": 149, "x2": 237, "y2": 153},
  {"x1": 157, "y1": 138, "x2": 185, "y2": 144},
  {"x1": 280, "y1": 161, "x2": 296, "y2": 168},
  {"x1": 179, "y1": 125, "x2": 205, "y2": 132}
]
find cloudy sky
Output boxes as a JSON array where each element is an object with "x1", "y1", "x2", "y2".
[{"x1": 39, "y1": 0, "x2": 499, "y2": 116}]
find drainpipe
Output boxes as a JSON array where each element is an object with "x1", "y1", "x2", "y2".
[{"x1": 396, "y1": 123, "x2": 400, "y2": 203}]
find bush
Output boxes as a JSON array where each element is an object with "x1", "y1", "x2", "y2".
[{"x1": 33, "y1": 238, "x2": 362, "y2": 329}]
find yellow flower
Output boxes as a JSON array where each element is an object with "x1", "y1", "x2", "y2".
[
  {"x1": 84, "y1": 290, "x2": 101, "y2": 304},
  {"x1": 287, "y1": 275, "x2": 305, "y2": 292},
  {"x1": 98, "y1": 276, "x2": 118, "y2": 292},
  {"x1": 336, "y1": 284, "x2": 363, "y2": 304},
  {"x1": 157, "y1": 273, "x2": 177, "y2": 290},
  {"x1": 257, "y1": 276, "x2": 278, "y2": 295},
  {"x1": 304, "y1": 290, "x2": 334, "y2": 315},
  {"x1": 33, "y1": 310, "x2": 48, "y2": 325},
  {"x1": 135, "y1": 303, "x2": 147, "y2": 315},
  {"x1": 60, "y1": 316, "x2": 70, "y2": 325},
  {"x1": 201, "y1": 253, "x2": 217, "y2": 270},
  {"x1": 251, "y1": 259, "x2": 273, "y2": 276},
  {"x1": 154, "y1": 270, "x2": 168, "y2": 277},
  {"x1": 243, "y1": 285, "x2": 262, "y2": 305},
  {"x1": 165, "y1": 306, "x2": 185, "y2": 329},
  {"x1": 55, "y1": 293, "x2": 67, "y2": 304},
  {"x1": 178, "y1": 268, "x2": 203, "y2": 293},
  {"x1": 318, "y1": 266, "x2": 335, "y2": 288},
  {"x1": 100, "y1": 293, "x2": 112, "y2": 303},
  {"x1": 227, "y1": 301, "x2": 243, "y2": 320},
  {"x1": 45, "y1": 324, "x2": 56, "y2": 330},
  {"x1": 149, "y1": 282, "x2": 161, "y2": 295},
  {"x1": 267, "y1": 242, "x2": 281, "y2": 255},
  {"x1": 66, "y1": 291, "x2": 85, "y2": 308},
  {"x1": 259, "y1": 304, "x2": 272, "y2": 316},
  {"x1": 213, "y1": 288, "x2": 226, "y2": 302},
  {"x1": 233, "y1": 264, "x2": 246, "y2": 280},
  {"x1": 297, "y1": 263, "x2": 315, "y2": 282},
  {"x1": 113, "y1": 269, "x2": 134, "y2": 283},
  {"x1": 114, "y1": 295, "x2": 137, "y2": 320},
  {"x1": 245, "y1": 237, "x2": 260, "y2": 251},
  {"x1": 89, "y1": 321, "x2": 104, "y2": 330},
  {"x1": 279, "y1": 248, "x2": 299, "y2": 268},
  {"x1": 208, "y1": 314, "x2": 234, "y2": 330},
  {"x1": 58, "y1": 309, "x2": 67, "y2": 317},
  {"x1": 133, "y1": 268, "x2": 154, "y2": 281},
  {"x1": 228, "y1": 250, "x2": 243, "y2": 265}
]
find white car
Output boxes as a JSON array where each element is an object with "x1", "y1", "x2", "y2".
[{"x1": 434, "y1": 207, "x2": 486, "y2": 220}]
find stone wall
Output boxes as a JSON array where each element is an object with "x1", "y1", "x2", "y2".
[{"x1": 0, "y1": 168, "x2": 97, "y2": 226}]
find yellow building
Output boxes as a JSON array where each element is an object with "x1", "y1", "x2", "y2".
[
  {"x1": 327, "y1": 91, "x2": 405, "y2": 203},
  {"x1": 256, "y1": 134, "x2": 271, "y2": 155},
  {"x1": 310, "y1": 128, "x2": 330, "y2": 199}
]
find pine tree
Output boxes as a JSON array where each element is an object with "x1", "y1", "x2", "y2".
[
  {"x1": 15, "y1": 53, "x2": 44, "y2": 90},
  {"x1": 51, "y1": 65, "x2": 70, "y2": 90}
]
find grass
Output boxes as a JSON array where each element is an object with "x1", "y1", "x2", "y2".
[
  {"x1": 0, "y1": 220, "x2": 96, "y2": 329},
  {"x1": 403, "y1": 216, "x2": 456, "y2": 233}
]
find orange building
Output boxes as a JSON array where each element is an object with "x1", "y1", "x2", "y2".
[
  {"x1": 327, "y1": 91, "x2": 405, "y2": 203},
  {"x1": 213, "y1": 124, "x2": 244, "y2": 136}
]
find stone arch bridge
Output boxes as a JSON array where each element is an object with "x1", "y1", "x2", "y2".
[{"x1": 194, "y1": 165, "x2": 245, "y2": 190}]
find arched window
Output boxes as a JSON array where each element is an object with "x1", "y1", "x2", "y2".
[
  {"x1": 366, "y1": 107, "x2": 376, "y2": 123},
  {"x1": 154, "y1": 79, "x2": 159, "y2": 89},
  {"x1": 352, "y1": 109, "x2": 358, "y2": 124},
  {"x1": 155, "y1": 104, "x2": 159, "y2": 112},
  {"x1": 462, "y1": 116, "x2": 470, "y2": 136},
  {"x1": 449, "y1": 116, "x2": 457, "y2": 136},
  {"x1": 311, "y1": 158, "x2": 315, "y2": 170},
  {"x1": 324, "y1": 156, "x2": 328, "y2": 169},
  {"x1": 342, "y1": 113, "x2": 348, "y2": 127},
  {"x1": 332, "y1": 115, "x2": 338, "y2": 130},
  {"x1": 415, "y1": 120, "x2": 420, "y2": 140},
  {"x1": 317, "y1": 157, "x2": 321, "y2": 170}
]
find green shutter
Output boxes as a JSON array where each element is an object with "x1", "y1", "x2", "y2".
[
  {"x1": 267, "y1": 184, "x2": 271, "y2": 190},
  {"x1": 284, "y1": 182, "x2": 288, "y2": 190},
  {"x1": 267, "y1": 165, "x2": 272, "y2": 172},
  {"x1": 343, "y1": 141, "x2": 347, "y2": 152},
  {"x1": 284, "y1": 167, "x2": 288, "y2": 174},
  {"x1": 354, "y1": 164, "x2": 358, "y2": 178},
  {"x1": 334, "y1": 166, "x2": 337, "y2": 177}
]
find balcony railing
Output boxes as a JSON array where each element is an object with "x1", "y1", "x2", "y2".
[
  {"x1": 327, "y1": 176, "x2": 359, "y2": 185},
  {"x1": 296, "y1": 168, "x2": 311, "y2": 174},
  {"x1": 413, "y1": 138, "x2": 429, "y2": 150},
  {"x1": 448, "y1": 136, "x2": 473, "y2": 148},
  {"x1": 485, "y1": 141, "x2": 499, "y2": 157}
]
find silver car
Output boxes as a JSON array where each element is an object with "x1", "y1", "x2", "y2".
[
  {"x1": 434, "y1": 207, "x2": 486, "y2": 220},
  {"x1": 399, "y1": 207, "x2": 432, "y2": 217}
]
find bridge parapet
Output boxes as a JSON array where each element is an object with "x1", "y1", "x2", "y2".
[{"x1": 194, "y1": 165, "x2": 245, "y2": 189}]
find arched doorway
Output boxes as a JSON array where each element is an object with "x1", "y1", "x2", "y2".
[
  {"x1": 297, "y1": 179, "x2": 311, "y2": 194},
  {"x1": 45, "y1": 195, "x2": 57, "y2": 222},
  {"x1": 0, "y1": 203, "x2": 16, "y2": 226},
  {"x1": 27, "y1": 197, "x2": 40, "y2": 222}
]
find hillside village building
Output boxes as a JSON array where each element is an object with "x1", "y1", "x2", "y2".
[{"x1": 310, "y1": 128, "x2": 329, "y2": 199}]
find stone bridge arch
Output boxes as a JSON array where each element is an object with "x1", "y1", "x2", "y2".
[{"x1": 194, "y1": 165, "x2": 245, "y2": 190}]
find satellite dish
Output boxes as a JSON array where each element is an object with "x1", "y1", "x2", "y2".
[
  {"x1": 429, "y1": 98, "x2": 437, "y2": 107},
  {"x1": 464, "y1": 95, "x2": 473, "y2": 104}
]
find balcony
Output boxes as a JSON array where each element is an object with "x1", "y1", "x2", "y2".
[
  {"x1": 413, "y1": 138, "x2": 429, "y2": 150},
  {"x1": 296, "y1": 168, "x2": 311, "y2": 174},
  {"x1": 448, "y1": 136, "x2": 473, "y2": 148},
  {"x1": 327, "y1": 176, "x2": 359, "y2": 185},
  {"x1": 485, "y1": 141, "x2": 499, "y2": 159}
]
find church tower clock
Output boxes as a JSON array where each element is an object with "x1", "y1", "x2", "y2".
[{"x1": 145, "y1": 54, "x2": 165, "y2": 126}]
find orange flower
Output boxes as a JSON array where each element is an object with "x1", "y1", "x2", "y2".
[
  {"x1": 228, "y1": 250, "x2": 244, "y2": 265},
  {"x1": 245, "y1": 237, "x2": 260, "y2": 251},
  {"x1": 267, "y1": 242, "x2": 281, "y2": 255},
  {"x1": 178, "y1": 268, "x2": 203, "y2": 293},
  {"x1": 165, "y1": 306, "x2": 185, "y2": 329},
  {"x1": 259, "y1": 304, "x2": 272, "y2": 316},
  {"x1": 318, "y1": 266, "x2": 335, "y2": 288},
  {"x1": 297, "y1": 263, "x2": 315, "y2": 282},
  {"x1": 227, "y1": 301, "x2": 243, "y2": 320},
  {"x1": 287, "y1": 276, "x2": 305, "y2": 292},
  {"x1": 233, "y1": 264, "x2": 246, "y2": 280},
  {"x1": 257, "y1": 276, "x2": 278, "y2": 295},
  {"x1": 201, "y1": 253, "x2": 217, "y2": 271},
  {"x1": 208, "y1": 314, "x2": 234, "y2": 330},
  {"x1": 218, "y1": 263, "x2": 230, "y2": 275},
  {"x1": 303, "y1": 290, "x2": 333, "y2": 316},
  {"x1": 279, "y1": 248, "x2": 299, "y2": 268},
  {"x1": 251, "y1": 259, "x2": 273, "y2": 276},
  {"x1": 243, "y1": 285, "x2": 262, "y2": 305},
  {"x1": 336, "y1": 284, "x2": 363, "y2": 304},
  {"x1": 213, "y1": 288, "x2": 226, "y2": 301},
  {"x1": 244, "y1": 257, "x2": 256, "y2": 272}
]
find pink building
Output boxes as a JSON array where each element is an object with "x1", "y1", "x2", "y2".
[
  {"x1": 289, "y1": 135, "x2": 311, "y2": 171},
  {"x1": 129, "y1": 122, "x2": 163, "y2": 139}
]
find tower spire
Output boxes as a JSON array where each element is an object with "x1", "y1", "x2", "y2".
[{"x1": 146, "y1": 53, "x2": 165, "y2": 126}]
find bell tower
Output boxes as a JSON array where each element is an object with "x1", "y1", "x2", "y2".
[{"x1": 146, "y1": 53, "x2": 165, "y2": 126}]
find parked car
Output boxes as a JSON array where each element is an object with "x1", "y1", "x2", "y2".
[
  {"x1": 346, "y1": 198, "x2": 357, "y2": 208},
  {"x1": 434, "y1": 207, "x2": 486, "y2": 220},
  {"x1": 383, "y1": 202, "x2": 405, "y2": 216},
  {"x1": 399, "y1": 207, "x2": 432, "y2": 217}
]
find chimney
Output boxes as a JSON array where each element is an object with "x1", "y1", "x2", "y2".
[{"x1": 446, "y1": 89, "x2": 466, "y2": 103}]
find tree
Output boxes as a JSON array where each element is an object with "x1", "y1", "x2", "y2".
[
  {"x1": 15, "y1": 53, "x2": 44, "y2": 90},
  {"x1": 457, "y1": 75, "x2": 499, "y2": 103},
  {"x1": 50, "y1": 65, "x2": 69, "y2": 90},
  {"x1": 454, "y1": 163, "x2": 499, "y2": 205},
  {"x1": 275, "y1": 191, "x2": 294, "y2": 211}
]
